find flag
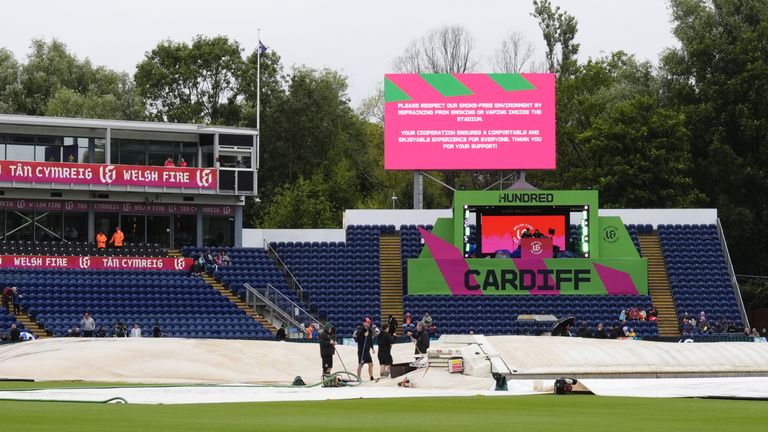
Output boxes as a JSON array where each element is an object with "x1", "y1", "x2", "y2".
[{"x1": 258, "y1": 40, "x2": 268, "y2": 54}]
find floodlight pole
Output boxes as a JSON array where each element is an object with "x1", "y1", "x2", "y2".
[{"x1": 413, "y1": 171, "x2": 424, "y2": 209}]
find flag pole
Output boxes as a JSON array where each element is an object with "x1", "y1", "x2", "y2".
[
  {"x1": 257, "y1": 28, "x2": 261, "y2": 133},
  {"x1": 256, "y1": 29, "x2": 261, "y2": 197}
]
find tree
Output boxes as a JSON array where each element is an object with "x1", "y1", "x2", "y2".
[
  {"x1": 492, "y1": 32, "x2": 536, "y2": 73},
  {"x1": 393, "y1": 25, "x2": 478, "y2": 74},
  {"x1": 1, "y1": 39, "x2": 143, "y2": 120},
  {"x1": 573, "y1": 95, "x2": 703, "y2": 208},
  {"x1": 0, "y1": 48, "x2": 20, "y2": 113},
  {"x1": 135, "y1": 35, "x2": 245, "y2": 124},
  {"x1": 44, "y1": 73, "x2": 144, "y2": 120},
  {"x1": 259, "y1": 175, "x2": 337, "y2": 228},
  {"x1": 662, "y1": 0, "x2": 768, "y2": 275},
  {"x1": 531, "y1": 0, "x2": 580, "y2": 76}
]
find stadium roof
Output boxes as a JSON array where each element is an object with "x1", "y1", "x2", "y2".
[{"x1": 0, "y1": 114, "x2": 258, "y2": 136}]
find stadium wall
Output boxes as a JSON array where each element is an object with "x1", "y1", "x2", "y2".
[{"x1": 242, "y1": 208, "x2": 718, "y2": 248}]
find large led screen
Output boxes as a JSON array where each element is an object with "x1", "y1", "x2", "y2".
[
  {"x1": 384, "y1": 73, "x2": 555, "y2": 170},
  {"x1": 480, "y1": 214, "x2": 566, "y2": 254}
]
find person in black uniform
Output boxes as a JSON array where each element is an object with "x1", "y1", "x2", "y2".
[
  {"x1": 387, "y1": 315, "x2": 398, "y2": 336},
  {"x1": 355, "y1": 317, "x2": 375, "y2": 381},
  {"x1": 409, "y1": 321, "x2": 430, "y2": 355},
  {"x1": 318, "y1": 325, "x2": 336, "y2": 377},
  {"x1": 377, "y1": 323, "x2": 394, "y2": 378}
]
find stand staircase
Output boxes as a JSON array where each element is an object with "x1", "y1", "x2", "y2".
[
  {"x1": 167, "y1": 249, "x2": 182, "y2": 258},
  {"x1": 3, "y1": 305, "x2": 49, "y2": 339},
  {"x1": 201, "y1": 272, "x2": 277, "y2": 336},
  {"x1": 379, "y1": 234, "x2": 404, "y2": 331},
  {"x1": 638, "y1": 232, "x2": 680, "y2": 337}
]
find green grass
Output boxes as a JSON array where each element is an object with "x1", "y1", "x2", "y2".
[{"x1": 0, "y1": 383, "x2": 765, "y2": 432}]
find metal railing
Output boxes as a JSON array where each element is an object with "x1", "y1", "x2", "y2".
[
  {"x1": 717, "y1": 218, "x2": 749, "y2": 328},
  {"x1": 244, "y1": 282, "x2": 319, "y2": 331},
  {"x1": 264, "y1": 240, "x2": 309, "y2": 304}
]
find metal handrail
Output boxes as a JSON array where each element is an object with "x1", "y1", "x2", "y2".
[
  {"x1": 244, "y1": 283, "x2": 303, "y2": 329},
  {"x1": 244, "y1": 282, "x2": 319, "y2": 330},
  {"x1": 717, "y1": 218, "x2": 749, "y2": 329},
  {"x1": 263, "y1": 240, "x2": 309, "y2": 303},
  {"x1": 264, "y1": 282, "x2": 317, "y2": 324}
]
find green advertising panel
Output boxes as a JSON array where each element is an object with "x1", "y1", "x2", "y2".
[
  {"x1": 407, "y1": 257, "x2": 647, "y2": 295},
  {"x1": 407, "y1": 189, "x2": 648, "y2": 296}
]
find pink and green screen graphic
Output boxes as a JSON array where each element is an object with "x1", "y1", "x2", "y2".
[
  {"x1": 481, "y1": 214, "x2": 567, "y2": 254},
  {"x1": 384, "y1": 73, "x2": 555, "y2": 170}
]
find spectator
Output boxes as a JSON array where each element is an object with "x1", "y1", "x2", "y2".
[
  {"x1": 9, "y1": 324, "x2": 20, "y2": 342},
  {"x1": 179, "y1": 158, "x2": 188, "y2": 168},
  {"x1": 80, "y1": 312, "x2": 96, "y2": 337},
  {"x1": 203, "y1": 249, "x2": 217, "y2": 272},
  {"x1": 621, "y1": 320, "x2": 631, "y2": 337},
  {"x1": 750, "y1": 328, "x2": 760, "y2": 337},
  {"x1": 214, "y1": 252, "x2": 223, "y2": 268},
  {"x1": 699, "y1": 311, "x2": 708, "y2": 325},
  {"x1": 727, "y1": 322, "x2": 738, "y2": 333},
  {"x1": 2, "y1": 286, "x2": 14, "y2": 310},
  {"x1": 96, "y1": 325, "x2": 107, "y2": 338},
  {"x1": 402, "y1": 312, "x2": 415, "y2": 334},
  {"x1": 762, "y1": 328, "x2": 767, "y2": 337},
  {"x1": 109, "y1": 226, "x2": 124, "y2": 249},
  {"x1": 648, "y1": 305, "x2": 659, "y2": 321},
  {"x1": 520, "y1": 228, "x2": 532, "y2": 239},
  {"x1": 421, "y1": 311, "x2": 433, "y2": 328},
  {"x1": 12, "y1": 287, "x2": 22, "y2": 315},
  {"x1": 628, "y1": 327, "x2": 637, "y2": 339},
  {"x1": 96, "y1": 231, "x2": 107, "y2": 249},
  {"x1": 220, "y1": 251, "x2": 232, "y2": 266},
  {"x1": 576, "y1": 321, "x2": 593, "y2": 338},
  {"x1": 387, "y1": 314, "x2": 397, "y2": 337},
  {"x1": 153, "y1": 322, "x2": 162, "y2": 337},
  {"x1": 618, "y1": 309, "x2": 627, "y2": 322},
  {"x1": 276, "y1": 324, "x2": 287, "y2": 341},
  {"x1": 532, "y1": 229, "x2": 545, "y2": 238},
  {"x1": 595, "y1": 323, "x2": 608, "y2": 339},
  {"x1": 112, "y1": 321, "x2": 127, "y2": 337},
  {"x1": 164, "y1": 156, "x2": 175, "y2": 167},
  {"x1": 608, "y1": 325, "x2": 619, "y2": 339},
  {"x1": 130, "y1": 323, "x2": 142, "y2": 338},
  {"x1": 305, "y1": 323, "x2": 315, "y2": 340},
  {"x1": 19, "y1": 330, "x2": 35, "y2": 341}
]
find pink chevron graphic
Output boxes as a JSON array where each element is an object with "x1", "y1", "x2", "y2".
[
  {"x1": 419, "y1": 227, "x2": 483, "y2": 295},
  {"x1": 594, "y1": 263, "x2": 640, "y2": 295}
]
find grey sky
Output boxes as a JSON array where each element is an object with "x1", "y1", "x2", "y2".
[{"x1": 3, "y1": 0, "x2": 676, "y2": 106}]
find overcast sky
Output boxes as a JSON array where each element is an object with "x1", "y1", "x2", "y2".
[{"x1": 3, "y1": 0, "x2": 676, "y2": 106}]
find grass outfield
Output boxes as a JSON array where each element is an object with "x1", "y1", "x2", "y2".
[{"x1": 0, "y1": 383, "x2": 765, "y2": 432}]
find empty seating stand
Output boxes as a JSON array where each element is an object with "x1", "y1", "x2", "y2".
[
  {"x1": 658, "y1": 224, "x2": 744, "y2": 335},
  {"x1": 0, "y1": 240, "x2": 167, "y2": 257},
  {"x1": 1, "y1": 269, "x2": 271, "y2": 339}
]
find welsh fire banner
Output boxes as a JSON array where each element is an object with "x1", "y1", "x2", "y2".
[
  {"x1": 0, "y1": 255, "x2": 193, "y2": 271},
  {"x1": 0, "y1": 160, "x2": 217, "y2": 189}
]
